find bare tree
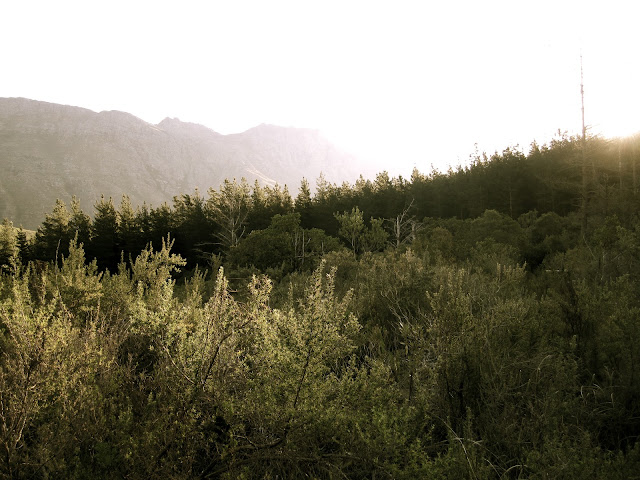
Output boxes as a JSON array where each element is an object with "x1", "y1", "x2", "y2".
[{"x1": 386, "y1": 200, "x2": 422, "y2": 248}]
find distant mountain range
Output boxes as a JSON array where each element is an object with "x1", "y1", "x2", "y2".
[{"x1": 0, "y1": 97, "x2": 365, "y2": 229}]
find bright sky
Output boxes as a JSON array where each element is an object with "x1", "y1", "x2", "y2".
[{"x1": 2, "y1": 0, "x2": 638, "y2": 178}]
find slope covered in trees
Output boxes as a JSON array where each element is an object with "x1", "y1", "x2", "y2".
[
  {"x1": 1, "y1": 132, "x2": 640, "y2": 478},
  {"x1": 6, "y1": 131, "x2": 638, "y2": 269}
]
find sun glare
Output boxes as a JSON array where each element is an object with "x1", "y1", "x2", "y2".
[{"x1": 587, "y1": 92, "x2": 640, "y2": 140}]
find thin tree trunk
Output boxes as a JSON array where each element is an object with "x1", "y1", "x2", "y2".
[
  {"x1": 580, "y1": 55, "x2": 588, "y2": 236},
  {"x1": 633, "y1": 140, "x2": 638, "y2": 196},
  {"x1": 619, "y1": 141, "x2": 623, "y2": 191}
]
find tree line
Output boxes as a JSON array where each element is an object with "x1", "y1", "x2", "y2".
[{"x1": 2, "y1": 131, "x2": 639, "y2": 274}]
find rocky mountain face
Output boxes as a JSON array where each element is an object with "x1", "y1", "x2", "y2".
[{"x1": 0, "y1": 98, "x2": 363, "y2": 229}]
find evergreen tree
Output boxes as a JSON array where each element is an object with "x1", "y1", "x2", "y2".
[
  {"x1": 117, "y1": 194, "x2": 140, "y2": 258},
  {"x1": 335, "y1": 207, "x2": 365, "y2": 254},
  {"x1": 294, "y1": 177, "x2": 313, "y2": 228},
  {"x1": 149, "y1": 202, "x2": 173, "y2": 249},
  {"x1": 136, "y1": 202, "x2": 153, "y2": 242},
  {"x1": 33, "y1": 199, "x2": 72, "y2": 261},
  {"x1": 88, "y1": 195, "x2": 119, "y2": 270},
  {"x1": 16, "y1": 227, "x2": 31, "y2": 264},
  {"x1": 69, "y1": 196, "x2": 92, "y2": 246},
  {"x1": 0, "y1": 219, "x2": 19, "y2": 270},
  {"x1": 172, "y1": 189, "x2": 214, "y2": 264},
  {"x1": 247, "y1": 180, "x2": 269, "y2": 231}
]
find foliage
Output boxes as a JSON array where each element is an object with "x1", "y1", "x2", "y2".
[
  {"x1": 3, "y1": 132, "x2": 640, "y2": 477},
  {"x1": 0, "y1": 219, "x2": 19, "y2": 271},
  {"x1": 207, "y1": 178, "x2": 251, "y2": 250},
  {"x1": 229, "y1": 213, "x2": 342, "y2": 275}
]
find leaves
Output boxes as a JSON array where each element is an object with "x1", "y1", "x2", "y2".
[{"x1": 4, "y1": 133, "x2": 640, "y2": 476}]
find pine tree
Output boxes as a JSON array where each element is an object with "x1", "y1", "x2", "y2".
[
  {"x1": 149, "y1": 202, "x2": 173, "y2": 249},
  {"x1": 89, "y1": 196, "x2": 119, "y2": 270},
  {"x1": 247, "y1": 181, "x2": 270, "y2": 231},
  {"x1": 334, "y1": 207, "x2": 365, "y2": 254},
  {"x1": 118, "y1": 194, "x2": 141, "y2": 258},
  {"x1": 69, "y1": 196, "x2": 92, "y2": 246},
  {"x1": 16, "y1": 227, "x2": 31, "y2": 264},
  {"x1": 172, "y1": 189, "x2": 213, "y2": 263},
  {"x1": 0, "y1": 219, "x2": 19, "y2": 270},
  {"x1": 33, "y1": 199, "x2": 72, "y2": 261}
]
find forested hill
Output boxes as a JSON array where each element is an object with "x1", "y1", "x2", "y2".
[
  {"x1": 2, "y1": 131, "x2": 640, "y2": 478},
  {"x1": 2, "y1": 129, "x2": 639, "y2": 273},
  {"x1": 0, "y1": 129, "x2": 640, "y2": 480},
  {"x1": 0, "y1": 97, "x2": 363, "y2": 229}
]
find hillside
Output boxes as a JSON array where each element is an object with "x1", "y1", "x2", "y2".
[{"x1": 0, "y1": 97, "x2": 363, "y2": 228}]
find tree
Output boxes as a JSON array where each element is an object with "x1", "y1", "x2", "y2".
[
  {"x1": 0, "y1": 219, "x2": 19, "y2": 270},
  {"x1": 248, "y1": 180, "x2": 269, "y2": 231},
  {"x1": 229, "y1": 213, "x2": 341, "y2": 273},
  {"x1": 33, "y1": 199, "x2": 72, "y2": 261},
  {"x1": 117, "y1": 194, "x2": 140, "y2": 258},
  {"x1": 172, "y1": 189, "x2": 213, "y2": 264},
  {"x1": 248, "y1": 182, "x2": 294, "y2": 232},
  {"x1": 149, "y1": 202, "x2": 173, "y2": 249},
  {"x1": 335, "y1": 207, "x2": 365, "y2": 254},
  {"x1": 88, "y1": 196, "x2": 119, "y2": 270},
  {"x1": 69, "y1": 196, "x2": 92, "y2": 246},
  {"x1": 15, "y1": 227, "x2": 31, "y2": 264},
  {"x1": 362, "y1": 218, "x2": 388, "y2": 252},
  {"x1": 207, "y1": 178, "x2": 251, "y2": 250},
  {"x1": 385, "y1": 200, "x2": 422, "y2": 249},
  {"x1": 295, "y1": 178, "x2": 312, "y2": 208}
]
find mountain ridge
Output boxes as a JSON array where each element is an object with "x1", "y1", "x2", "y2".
[{"x1": 0, "y1": 97, "x2": 363, "y2": 229}]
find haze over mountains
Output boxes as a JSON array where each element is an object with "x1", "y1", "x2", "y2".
[{"x1": 0, "y1": 97, "x2": 366, "y2": 229}]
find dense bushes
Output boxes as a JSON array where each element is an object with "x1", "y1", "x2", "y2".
[
  {"x1": 2, "y1": 212, "x2": 640, "y2": 478},
  {"x1": 2, "y1": 132, "x2": 640, "y2": 477}
]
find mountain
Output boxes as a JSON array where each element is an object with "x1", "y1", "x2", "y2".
[{"x1": 0, "y1": 97, "x2": 364, "y2": 229}]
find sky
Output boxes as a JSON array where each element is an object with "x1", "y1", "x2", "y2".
[{"x1": 2, "y1": 0, "x2": 639, "y2": 179}]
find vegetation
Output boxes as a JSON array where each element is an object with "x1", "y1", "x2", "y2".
[{"x1": 1, "y1": 132, "x2": 640, "y2": 478}]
